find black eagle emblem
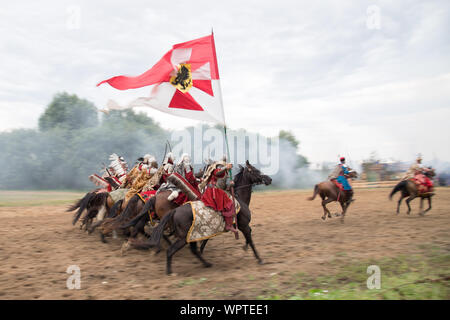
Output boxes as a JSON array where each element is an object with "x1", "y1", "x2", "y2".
[{"x1": 170, "y1": 63, "x2": 193, "y2": 93}]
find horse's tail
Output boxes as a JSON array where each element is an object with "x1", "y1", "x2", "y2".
[
  {"x1": 130, "y1": 209, "x2": 175, "y2": 250},
  {"x1": 71, "y1": 192, "x2": 95, "y2": 225},
  {"x1": 81, "y1": 207, "x2": 99, "y2": 225},
  {"x1": 390, "y1": 180, "x2": 407, "y2": 200},
  {"x1": 90, "y1": 192, "x2": 108, "y2": 208},
  {"x1": 107, "y1": 199, "x2": 123, "y2": 219},
  {"x1": 308, "y1": 184, "x2": 319, "y2": 201},
  {"x1": 67, "y1": 198, "x2": 82, "y2": 212},
  {"x1": 117, "y1": 196, "x2": 154, "y2": 230}
]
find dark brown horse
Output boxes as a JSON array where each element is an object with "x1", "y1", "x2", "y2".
[
  {"x1": 308, "y1": 170, "x2": 358, "y2": 222},
  {"x1": 199, "y1": 161, "x2": 272, "y2": 253},
  {"x1": 130, "y1": 195, "x2": 263, "y2": 275},
  {"x1": 389, "y1": 169, "x2": 435, "y2": 215},
  {"x1": 119, "y1": 161, "x2": 272, "y2": 254},
  {"x1": 67, "y1": 190, "x2": 110, "y2": 231}
]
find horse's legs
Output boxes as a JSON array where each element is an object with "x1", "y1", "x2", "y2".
[
  {"x1": 189, "y1": 242, "x2": 212, "y2": 268},
  {"x1": 163, "y1": 234, "x2": 172, "y2": 246},
  {"x1": 405, "y1": 195, "x2": 416, "y2": 215},
  {"x1": 166, "y1": 238, "x2": 186, "y2": 275},
  {"x1": 321, "y1": 198, "x2": 334, "y2": 220},
  {"x1": 425, "y1": 197, "x2": 432, "y2": 212},
  {"x1": 130, "y1": 217, "x2": 147, "y2": 238},
  {"x1": 396, "y1": 196, "x2": 404, "y2": 214},
  {"x1": 239, "y1": 224, "x2": 263, "y2": 264},
  {"x1": 84, "y1": 216, "x2": 94, "y2": 231},
  {"x1": 419, "y1": 198, "x2": 424, "y2": 215},
  {"x1": 339, "y1": 201, "x2": 348, "y2": 222},
  {"x1": 87, "y1": 219, "x2": 104, "y2": 234},
  {"x1": 200, "y1": 239, "x2": 209, "y2": 254},
  {"x1": 420, "y1": 197, "x2": 432, "y2": 215}
]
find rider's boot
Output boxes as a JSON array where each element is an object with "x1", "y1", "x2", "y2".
[
  {"x1": 167, "y1": 190, "x2": 179, "y2": 201},
  {"x1": 222, "y1": 208, "x2": 238, "y2": 236}
]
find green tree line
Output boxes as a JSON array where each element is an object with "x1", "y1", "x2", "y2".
[{"x1": 0, "y1": 92, "x2": 309, "y2": 190}]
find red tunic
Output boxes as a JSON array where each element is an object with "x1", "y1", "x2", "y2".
[
  {"x1": 201, "y1": 168, "x2": 233, "y2": 212},
  {"x1": 184, "y1": 169, "x2": 199, "y2": 190}
]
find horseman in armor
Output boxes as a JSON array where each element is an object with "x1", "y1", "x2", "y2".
[
  {"x1": 125, "y1": 154, "x2": 158, "y2": 202},
  {"x1": 402, "y1": 155, "x2": 434, "y2": 194},
  {"x1": 174, "y1": 153, "x2": 200, "y2": 191},
  {"x1": 159, "y1": 153, "x2": 201, "y2": 203},
  {"x1": 160, "y1": 152, "x2": 179, "y2": 201},
  {"x1": 328, "y1": 157, "x2": 354, "y2": 201},
  {"x1": 89, "y1": 153, "x2": 128, "y2": 192},
  {"x1": 162, "y1": 152, "x2": 175, "y2": 181},
  {"x1": 199, "y1": 158, "x2": 238, "y2": 236}
]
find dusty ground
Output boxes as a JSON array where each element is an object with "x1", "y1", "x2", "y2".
[{"x1": 0, "y1": 188, "x2": 449, "y2": 299}]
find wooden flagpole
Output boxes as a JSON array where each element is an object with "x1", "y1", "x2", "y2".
[{"x1": 212, "y1": 29, "x2": 239, "y2": 239}]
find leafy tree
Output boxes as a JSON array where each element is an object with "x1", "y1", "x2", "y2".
[
  {"x1": 38, "y1": 92, "x2": 98, "y2": 131},
  {"x1": 279, "y1": 130, "x2": 299, "y2": 149},
  {"x1": 279, "y1": 130, "x2": 308, "y2": 169}
]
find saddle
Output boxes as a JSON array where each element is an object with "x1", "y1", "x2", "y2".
[{"x1": 139, "y1": 190, "x2": 157, "y2": 202}]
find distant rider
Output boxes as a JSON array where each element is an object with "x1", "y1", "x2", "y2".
[
  {"x1": 328, "y1": 157, "x2": 354, "y2": 201},
  {"x1": 402, "y1": 155, "x2": 434, "y2": 194}
]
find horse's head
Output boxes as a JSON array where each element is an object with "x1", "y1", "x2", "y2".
[
  {"x1": 236, "y1": 160, "x2": 272, "y2": 186},
  {"x1": 348, "y1": 169, "x2": 358, "y2": 179},
  {"x1": 425, "y1": 167, "x2": 436, "y2": 178}
]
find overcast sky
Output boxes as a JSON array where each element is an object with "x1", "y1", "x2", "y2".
[{"x1": 1, "y1": 0, "x2": 449, "y2": 165}]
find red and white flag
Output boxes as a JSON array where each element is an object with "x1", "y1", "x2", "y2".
[{"x1": 97, "y1": 34, "x2": 225, "y2": 124}]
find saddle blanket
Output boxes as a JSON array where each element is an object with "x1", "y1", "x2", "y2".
[
  {"x1": 109, "y1": 188, "x2": 128, "y2": 203},
  {"x1": 410, "y1": 175, "x2": 433, "y2": 194},
  {"x1": 139, "y1": 190, "x2": 157, "y2": 202},
  {"x1": 186, "y1": 195, "x2": 241, "y2": 243}
]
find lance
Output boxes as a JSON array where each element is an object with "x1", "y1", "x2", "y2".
[
  {"x1": 162, "y1": 142, "x2": 168, "y2": 167},
  {"x1": 223, "y1": 125, "x2": 239, "y2": 240},
  {"x1": 102, "y1": 162, "x2": 112, "y2": 177}
]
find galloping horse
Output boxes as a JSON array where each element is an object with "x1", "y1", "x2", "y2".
[
  {"x1": 308, "y1": 170, "x2": 358, "y2": 222},
  {"x1": 199, "y1": 161, "x2": 272, "y2": 253},
  {"x1": 389, "y1": 169, "x2": 435, "y2": 215},
  {"x1": 120, "y1": 161, "x2": 271, "y2": 254},
  {"x1": 129, "y1": 194, "x2": 263, "y2": 275},
  {"x1": 125, "y1": 161, "x2": 271, "y2": 274}
]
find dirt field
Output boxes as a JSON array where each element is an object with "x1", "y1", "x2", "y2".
[{"x1": 0, "y1": 188, "x2": 449, "y2": 299}]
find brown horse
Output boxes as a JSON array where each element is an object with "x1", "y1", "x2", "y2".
[
  {"x1": 308, "y1": 170, "x2": 358, "y2": 222},
  {"x1": 389, "y1": 169, "x2": 435, "y2": 215}
]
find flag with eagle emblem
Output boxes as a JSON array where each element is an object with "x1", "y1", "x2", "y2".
[{"x1": 97, "y1": 33, "x2": 225, "y2": 124}]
